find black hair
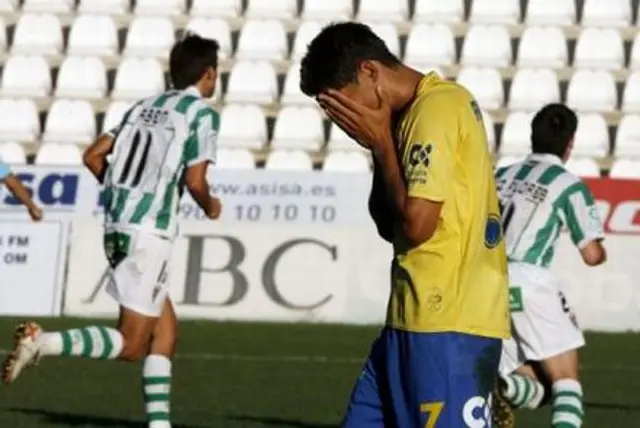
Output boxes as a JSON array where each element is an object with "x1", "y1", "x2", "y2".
[
  {"x1": 169, "y1": 33, "x2": 220, "y2": 90},
  {"x1": 299, "y1": 22, "x2": 400, "y2": 96},
  {"x1": 530, "y1": 103, "x2": 578, "y2": 158}
]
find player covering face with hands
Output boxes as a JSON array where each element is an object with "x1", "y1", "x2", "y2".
[
  {"x1": 301, "y1": 22, "x2": 510, "y2": 428},
  {"x1": 2, "y1": 34, "x2": 222, "y2": 428}
]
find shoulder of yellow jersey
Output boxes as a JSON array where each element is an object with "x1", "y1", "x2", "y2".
[{"x1": 409, "y1": 73, "x2": 475, "y2": 117}]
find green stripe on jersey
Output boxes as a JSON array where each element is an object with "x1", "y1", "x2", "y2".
[
  {"x1": 130, "y1": 192, "x2": 154, "y2": 224},
  {"x1": 495, "y1": 166, "x2": 509, "y2": 179},
  {"x1": 155, "y1": 176, "x2": 178, "y2": 230},
  {"x1": 514, "y1": 161, "x2": 538, "y2": 181},
  {"x1": 537, "y1": 165, "x2": 565, "y2": 185},
  {"x1": 174, "y1": 95, "x2": 199, "y2": 114},
  {"x1": 110, "y1": 188, "x2": 130, "y2": 223},
  {"x1": 152, "y1": 91, "x2": 178, "y2": 108}
]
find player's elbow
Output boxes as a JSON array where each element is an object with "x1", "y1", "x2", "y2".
[
  {"x1": 580, "y1": 240, "x2": 607, "y2": 266},
  {"x1": 402, "y1": 220, "x2": 436, "y2": 247}
]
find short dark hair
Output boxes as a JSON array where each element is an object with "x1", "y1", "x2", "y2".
[
  {"x1": 530, "y1": 103, "x2": 578, "y2": 158},
  {"x1": 169, "y1": 34, "x2": 220, "y2": 90},
  {"x1": 299, "y1": 22, "x2": 400, "y2": 96}
]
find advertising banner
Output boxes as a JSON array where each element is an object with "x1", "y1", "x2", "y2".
[
  {"x1": 64, "y1": 219, "x2": 393, "y2": 323},
  {"x1": 0, "y1": 220, "x2": 68, "y2": 316}
]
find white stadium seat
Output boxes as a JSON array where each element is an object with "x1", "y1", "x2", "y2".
[
  {"x1": 327, "y1": 123, "x2": 365, "y2": 152},
  {"x1": 246, "y1": 0, "x2": 297, "y2": 19},
  {"x1": 615, "y1": 115, "x2": 640, "y2": 158},
  {"x1": 302, "y1": 0, "x2": 352, "y2": 20},
  {"x1": 124, "y1": 17, "x2": 175, "y2": 58},
  {"x1": 323, "y1": 151, "x2": 370, "y2": 172},
  {"x1": 0, "y1": 18, "x2": 6, "y2": 53},
  {"x1": 413, "y1": 0, "x2": 463, "y2": 23},
  {"x1": 470, "y1": 0, "x2": 520, "y2": 25},
  {"x1": 366, "y1": 23, "x2": 400, "y2": 57},
  {"x1": 357, "y1": 0, "x2": 407, "y2": 22},
  {"x1": 574, "y1": 28, "x2": 624, "y2": 70},
  {"x1": 102, "y1": 101, "x2": 132, "y2": 134},
  {"x1": 78, "y1": 0, "x2": 128, "y2": 14},
  {"x1": 56, "y1": 57, "x2": 107, "y2": 99},
  {"x1": 271, "y1": 106, "x2": 325, "y2": 151},
  {"x1": 573, "y1": 113, "x2": 609, "y2": 157},
  {"x1": 496, "y1": 155, "x2": 526, "y2": 169},
  {"x1": 622, "y1": 71, "x2": 640, "y2": 113},
  {"x1": 500, "y1": 112, "x2": 534, "y2": 156},
  {"x1": 0, "y1": 0, "x2": 16, "y2": 13},
  {"x1": 526, "y1": 0, "x2": 575, "y2": 25},
  {"x1": 405, "y1": 24, "x2": 455, "y2": 67},
  {"x1": 610, "y1": 160, "x2": 640, "y2": 178},
  {"x1": 23, "y1": 0, "x2": 72, "y2": 13},
  {"x1": 0, "y1": 142, "x2": 26, "y2": 164},
  {"x1": 292, "y1": 21, "x2": 322, "y2": 61},
  {"x1": 225, "y1": 61, "x2": 278, "y2": 104},
  {"x1": 186, "y1": 18, "x2": 232, "y2": 60},
  {"x1": 218, "y1": 104, "x2": 267, "y2": 150},
  {"x1": 517, "y1": 26, "x2": 567, "y2": 68},
  {"x1": 566, "y1": 70, "x2": 617, "y2": 113},
  {"x1": 190, "y1": 0, "x2": 241, "y2": 18},
  {"x1": 461, "y1": 25, "x2": 512, "y2": 67},
  {"x1": 12, "y1": 14, "x2": 63, "y2": 55},
  {"x1": 508, "y1": 68, "x2": 560, "y2": 111},
  {"x1": 236, "y1": 20, "x2": 288, "y2": 61},
  {"x1": 564, "y1": 158, "x2": 601, "y2": 178},
  {"x1": 282, "y1": 63, "x2": 315, "y2": 106},
  {"x1": 456, "y1": 67, "x2": 504, "y2": 109},
  {"x1": 581, "y1": 0, "x2": 631, "y2": 28},
  {"x1": 215, "y1": 148, "x2": 256, "y2": 169},
  {"x1": 35, "y1": 143, "x2": 83, "y2": 165},
  {"x1": 481, "y1": 109, "x2": 496, "y2": 153},
  {"x1": 134, "y1": 0, "x2": 185, "y2": 16},
  {"x1": 265, "y1": 150, "x2": 313, "y2": 170},
  {"x1": 112, "y1": 58, "x2": 165, "y2": 100},
  {"x1": 0, "y1": 99, "x2": 40, "y2": 142},
  {"x1": 1, "y1": 55, "x2": 51, "y2": 97},
  {"x1": 43, "y1": 99, "x2": 96, "y2": 144},
  {"x1": 68, "y1": 15, "x2": 119, "y2": 57},
  {"x1": 630, "y1": 33, "x2": 640, "y2": 70}
]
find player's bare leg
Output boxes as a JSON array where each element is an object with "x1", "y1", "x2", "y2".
[
  {"x1": 540, "y1": 350, "x2": 583, "y2": 428},
  {"x1": 142, "y1": 299, "x2": 178, "y2": 428}
]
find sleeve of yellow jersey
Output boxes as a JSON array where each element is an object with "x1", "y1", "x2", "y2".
[{"x1": 403, "y1": 96, "x2": 457, "y2": 203}]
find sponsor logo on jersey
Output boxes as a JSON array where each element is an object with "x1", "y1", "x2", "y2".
[{"x1": 484, "y1": 214, "x2": 503, "y2": 248}]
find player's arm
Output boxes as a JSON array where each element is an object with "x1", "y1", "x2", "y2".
[
  {"x1": 373, "y1": 107, "x2": 453, "y2": 248},
  {"x1": 0, "y1": 164, "x2": 42, "y2": 221},
  {"x1": 368, "y1": 159, "x2": 394, "y2": 242},
  {"x1": 559, "y1": 181, "x2": 606, "y2": 266},
  {"x1": 184, "y1": 109, "x2": 221, "y2": 220},
  {"x1": 82, "y1": 133, "x2": 114, "y2": 184}
]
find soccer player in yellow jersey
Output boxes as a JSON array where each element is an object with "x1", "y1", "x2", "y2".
[{"x1": 300, "y1": 23, "x2": 510, "y2": 427}]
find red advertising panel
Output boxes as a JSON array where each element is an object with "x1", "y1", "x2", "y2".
[{"x1": 584, "y1": 178, "x2": 640, "y2": 234}]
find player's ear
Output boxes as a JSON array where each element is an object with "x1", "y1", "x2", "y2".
[{"x1": 359, "y1": 60, "x2": 379, "y2": 83}]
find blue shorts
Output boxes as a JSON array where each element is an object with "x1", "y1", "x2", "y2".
[{"x1": 342, "y1": 328, "x2": 501, "y2": 428}]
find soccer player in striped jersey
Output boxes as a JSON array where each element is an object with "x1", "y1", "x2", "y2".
[
  {"x1": 492, "y1": 104, "x2": 607, "y2": 428},
  {"x1": 2, "y1": 34, "x2": 222, "y2": 428},
  {"x1": 0, "y1": 155, "x2": 43, "y2": 221}
]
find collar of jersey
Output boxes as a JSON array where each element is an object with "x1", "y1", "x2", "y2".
[
  {"x1": 184, "y1": 85, "x2": 202, "y2": 98},
  {"x1": 527, "y1": 153, "x2": 563, "y2": 166}
]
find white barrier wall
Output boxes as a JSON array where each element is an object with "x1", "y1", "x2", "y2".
[{"x1": 1, "y1": 167, "x2": 639, "y2": 331}]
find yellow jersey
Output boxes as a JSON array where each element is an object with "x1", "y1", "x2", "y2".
[{"x1": 386, "y1": 72, "x2": 510, "y2": 338}]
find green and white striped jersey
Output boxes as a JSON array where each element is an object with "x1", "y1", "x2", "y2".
[
  {"x1": 495, "y1": 153, "x2": 604, "y2": 268},
  {"x1": 103, "y1": 86, "x2": 219, "y2": 239}
]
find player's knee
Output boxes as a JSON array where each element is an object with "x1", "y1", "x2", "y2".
[{"x1": 118, "y1": 337, "x2": 149, "y2": 362}]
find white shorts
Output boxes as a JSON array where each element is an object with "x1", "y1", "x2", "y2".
[
  {"x1": 499, "y1": 262, "x2": 585, "y2": 376},
  {"x1": 105, "y1": 230, "x2": 172, "y2": 317}
]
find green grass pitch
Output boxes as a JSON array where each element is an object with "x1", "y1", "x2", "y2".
[{"x1": 0, "y1": 318, "x2": 638, "y2": 427}]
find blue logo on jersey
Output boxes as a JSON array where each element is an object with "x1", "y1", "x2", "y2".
[{"x1": 484, "y1": 214, "x2": 502, "y2": 248}]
